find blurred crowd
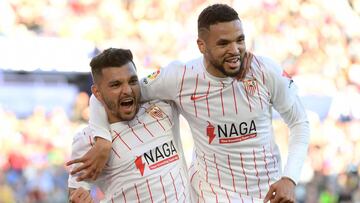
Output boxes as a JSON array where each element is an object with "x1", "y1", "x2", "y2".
[{"x1": 0, "y1": 0, "x2": 360, "y2": 202}]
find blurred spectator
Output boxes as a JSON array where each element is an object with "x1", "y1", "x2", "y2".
[{"x1": 0, "y1": 0, "x2": 359, "y2": 202}]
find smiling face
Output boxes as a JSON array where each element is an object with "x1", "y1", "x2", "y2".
[
  {"x1": 92, "y1": 62, "x2": 141, "y2": 123},
  {"x1": 197, "y1": 19, "x2": 246, "y2": 78}
]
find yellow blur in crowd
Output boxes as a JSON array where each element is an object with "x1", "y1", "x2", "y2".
[{"x1": 0, "y1": 0, "x2": 360, "y2": 202}]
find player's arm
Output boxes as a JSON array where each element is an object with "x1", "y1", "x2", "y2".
[
  {"x1": 264, "y1": 97, "x2": 309, "y2": 203},
  {"x1": 262, "y1": 57, "x2": 310, "y2": 203},
  {"x1": 66, "y1": 94, "x2": 112, "y2": 181},
  {"x1": 67, "y1": 129, "x2": 96, "y2": 201},
  {"x1": 69, "y1": 187, "x2": 94, "y2": 203}
]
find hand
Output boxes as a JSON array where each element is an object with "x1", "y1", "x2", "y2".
[
  {"x1": 69, "y1": 187, "x2": 94, "y2": 203},
  {"x1": 263, "y1": 177, "x2": 296, "y2": 203},
  {"x1": 67, "y1": 137, "x2": 112, "y2": 181}
]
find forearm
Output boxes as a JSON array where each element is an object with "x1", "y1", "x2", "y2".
[
  {"x1": 89, "y1": 94, "x2": 112, "y2": 141},
  {"x1": 280, "y1": 97, "x2": 310, "y2": 184}
]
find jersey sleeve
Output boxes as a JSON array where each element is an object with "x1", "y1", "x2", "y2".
[
  {"x1": 89, "y1": 94, "x2": 112, "y2": 141},
  {"x1": 279, "y1": 97, "x2": 310, "y2": 184},
  {"x1": 140, "y1": 60, "x2": 183, "y2": 101},
  {"x1": 68, "y1": 128, "x2": 94, "y2": 190},
  {"x1": 262, "y1": 56, "x2": 298, "y2": 113}
]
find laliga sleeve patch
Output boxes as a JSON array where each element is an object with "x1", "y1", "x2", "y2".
[{"x1": 142, "y1": 70, "x2": 160, "y2": 85}]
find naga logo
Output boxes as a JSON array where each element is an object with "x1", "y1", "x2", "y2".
[
  {"x1": 134, "y1": 140, "x2": 179, "y2": 176},
  {"x1": 206, "y1": 120, "x2": 257, "y2": 144},
  {"x1": 135, "y1": 156, "x2": 145, "y2": 176}
]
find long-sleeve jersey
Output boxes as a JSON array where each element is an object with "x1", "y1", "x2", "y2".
[
  {"x1": 90, "y1": 55, "x2": 310, "y2": 202},
  {"x1": 69, "y1": 100, "x2": 191, "y2": 202}
]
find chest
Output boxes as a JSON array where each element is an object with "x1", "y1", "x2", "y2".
[{"x1": 177, "y1": 75, "x2": 271, "y2": 121}]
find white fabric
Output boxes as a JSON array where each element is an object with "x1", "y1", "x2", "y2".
[
  {"x1": 89, "y1": 55, "x2": 310, "y2": 202},
  {"x1": 70, "y1": 100, "x2": 191, "y2": 203}
]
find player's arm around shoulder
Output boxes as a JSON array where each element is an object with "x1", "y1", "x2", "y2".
[
  {"x1": 140, "y1": 60, "x2": 184, "y2": 101},
  {"x1": 67, "y1": 127, "x2": 95, "y2": 202}
]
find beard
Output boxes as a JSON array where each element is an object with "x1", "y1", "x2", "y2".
[{"x1": 209, "y1": 55, "x2": 243, "y2": 77}]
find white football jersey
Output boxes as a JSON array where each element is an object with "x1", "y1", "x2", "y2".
[
  {"x1": 139, "y1": 55, "x2": 307, "y2": 202},
  {"x1": 69, "y1": 100, "x2": 191, "y2": 203}
]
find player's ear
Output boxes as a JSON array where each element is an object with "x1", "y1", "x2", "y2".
[
  {"x1": 91, "y1": 84, "x2": 104, "y2": 104},
  {"x1": 197, "y1": 38, "x2": 206, "y2": 54}
]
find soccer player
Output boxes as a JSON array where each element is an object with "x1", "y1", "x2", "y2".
[
  {"x1": 72, "y1": 4, "x2": 310, "y2": 203},
  {"x1": 67, "y1": 48, "x2": 191, "y2": 202}
]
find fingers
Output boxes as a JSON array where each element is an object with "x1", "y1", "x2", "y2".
[
  {"x1": 71, "y1": 162, "x2": 90, "y2": 175},
  {"x1": 70, "y1": 188, "x2": 93, "y2": 203},
  {"x1": 264, "y1": 185, "x2": 276, "y2": 203},
  {"x1": 76, "y1": 169, "x2": 94, "y2": 181},
  {"x1": 66, "y1": 158, "x2": 85, "y2": 166}
]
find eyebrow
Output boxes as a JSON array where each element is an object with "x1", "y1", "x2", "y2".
[{"x1": 216, "y1": 34, "x2": 245, "y2": 44}]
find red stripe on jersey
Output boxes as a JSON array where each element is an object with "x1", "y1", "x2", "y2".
[
  {"x1": 135, "y1": 183, "x2": 141, "y2": 203},
  {"x1": 128, "y1": 124, "x2": 144, "y2": 143},
  {"x1": 210, "y1": 184, "x2": 219, "y2": 203},
  {"x1": 242, "y1": 80, "x2": 252, "y2": 112},
  {"x1": 254, "y1": 56, "x2": 265, "y2": 85},
  {"x1": 231, "y1": 81, "x2": 238, "y2": 114},
  {"x1": 88, "y1": 134, "x2": 94, "y2": 147},
  {"x1": 170, "y1": 172, "x2": 179, "y2": 201},
  {"x1": 240, "y1": 153, "x2": 249, "y2": 196},
  {"x1": 111, "y1": 148, "x2": 121, "y2": 159},
  {"x1": 270, "y1": 148, "x2": 277, "y2": 169},
  {"x1": 203, "y1": 153, "x2": 209, "y2": 182},
  {"x1": 206, "y1": 81, "x2": 211, "y2": 117},
  {"x1": 113, "y1": 130, "x2": 131, "y2": 150},
  {"x1": 239, "y1": 193, "x2": 244, "y2": 203},
  {"x1": 122, "y1": 189, "x2": 127, "y2": 203},
  {"x1": 179, "y1": 171, "x2": 186, "y2": 200},
  {"x1": 162, "y1": 111, "x2": 173, "y2": 126},
  {"x1": 146, "y1": 179, "x2": 154, "y2": 203},
  {"x1": 263, "y1": 146, "x2": 271, "y2": 187},
  {"x1": 228, "y1": 155, "x2": 236, "y2": 192},
  {"x1": 253, "y1": 149, "x2": 262, "y2": 199},
  {"x1": 193, "y1": 74, "x2": 199, "y2": 117},
  {"x1": 214, "y1": 154, "x2": 222, "y2": 187},
  {"x1": 136, "y1": 117, "x2": 155, "y2": 137},
  {"x1": 225, "y1": 189, "x2": 231, "y2": 203},
  {"x1": 111, "y1": 198, "x2": 114, "y2": 203},
  {"x1": 155, "y1": 118, "x2": 165, "y2": 131},
  {"x1": 199, "y1": 181, "x2": 204, "y2": 203},
  {"x1": 255, "y1": 77, "x2": 264, "y2": 109},
  {"x1": 250, "y1": 69, "x2": 263, "y2": 110},
  {"x1": 220, "y1": 82, "x2": 225, "y2": 116},
  {"x1": 203, "y1": 71, "x2": 206, "y2": 79},
  {"x1": 190, "y1": 170, "x2": 198, "y2": 183},
  {"x1": 160, "y1": 176, "x2": 168, "y2": 203},
  {"x1": 179, "y1": 66, "x2": 187, "y2": 110}
]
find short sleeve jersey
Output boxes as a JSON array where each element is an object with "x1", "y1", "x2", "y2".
[
  {"x1": 68, "y1": 100, "x2": 191, "y2": 203},
  {"x1": 140, "y1": 55, "x2": 298, "y2": 202}
]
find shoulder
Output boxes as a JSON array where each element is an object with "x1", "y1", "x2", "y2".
[
  {"x1": 250, "y1": 55, "x2": 285, "y2": 81},
  {"x1": 252, "y1": 55, "x2": 282, "y2": 74}
]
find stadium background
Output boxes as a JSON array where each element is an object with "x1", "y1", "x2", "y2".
[{"x1": 0, "y1": 0, "x2": 359, "y2": 202}]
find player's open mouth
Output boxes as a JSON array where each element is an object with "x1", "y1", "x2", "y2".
[
  {"x1": 225, "y1": 57, "x2": 240, "y2": 69},
  {"x1": 120, "y1": 98, "x2": 134, "y2": 107}
]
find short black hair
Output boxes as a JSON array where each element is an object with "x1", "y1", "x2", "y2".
[
  {"x1": 198, "y1": 4, "x2": 240, "y2": 33},
  {"x1": 90, "y1": 48, "x2": 136, "y2": 83}
]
